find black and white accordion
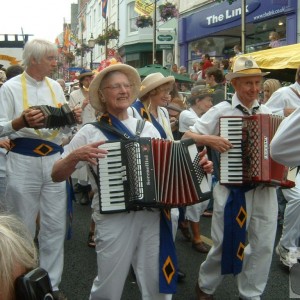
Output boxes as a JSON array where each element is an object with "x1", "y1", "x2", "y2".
[
  {"x1": 219, "y1": 114, "x2": 295, "y2": 188},
  {"x1": 31, "y1": 104, "x2": 76, "y2": 129},
  {"x1": 97, "y1": 138, "x2": 212, "y2": 213}
]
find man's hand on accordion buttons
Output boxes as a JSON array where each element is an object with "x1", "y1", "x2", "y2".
[
  {"x1": 206, "y1": 135, "x2": 233, "y2": 153},
  {"x1": 22, "y1": 108, "x2": 45, "y2": 129},
  {"x1": 72, "y1": 106, "x2": 83, "y2": 124},
  {"x1": 199, "y1": 148, "x2": 214, "y2": 174},
  {"x1": 72, "y1": 141, "x2": 108, "y2": 166}
]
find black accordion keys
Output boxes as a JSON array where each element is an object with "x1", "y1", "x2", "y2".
[
  {"x1": 31, "y1": 104, "x2": 76, "y2": 129},
  {"x1": 97, "y1": 138, "x2": 212, "y2": 213}
]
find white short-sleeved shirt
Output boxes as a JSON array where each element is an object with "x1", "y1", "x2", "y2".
[
  {"x1": 190, "y1": 94, "x2": 271, "y2": 136},
  {"x1": 179, "y1": 108, "x2": 198, "y2": 133},
  {"x1": 62, "y1": 116, "x2": 160, "y2": 213},
  {"x1": 270, "y1": 107, "x2": 300, "y2": 167},
  {"x1": 265, "y1": 82, "x2": 300, "y2": 116}
]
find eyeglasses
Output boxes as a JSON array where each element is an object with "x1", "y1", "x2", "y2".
[{"x1": 102, "y1": 83, "x2": 133, "y2": 91}]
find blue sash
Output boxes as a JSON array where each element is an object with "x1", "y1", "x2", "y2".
[
  {"x1": 98, "y1": 113, "x2": 135, "y2": 140},
  {"x1": 159, "y1": 209, "x2": 178, "y2": 293},
  {"x1": 221, "y1": 185, "x2": 254, "y2": 275},
  {"x1": 10, "y1": 138, "x2": 62, "y2": 156},
  {"x1": 132, "y1": 100, "x2": 167, "y2": 139},
  {"x1": 66, "y1": 178, "x2": 75, "y2": 240}
]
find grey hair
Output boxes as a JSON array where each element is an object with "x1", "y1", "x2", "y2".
[
  {"x1": 0, "y1": 214, "x2": 38, "y2": 300},
  {"x1": 22, "y1": 39, "x2": 57, "y2": 68}
]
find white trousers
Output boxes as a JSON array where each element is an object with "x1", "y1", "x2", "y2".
[
  {"x1": 185, "y1": 199, "x2": 209, "y2": 222},
  {"x1": 281, "y1": 172, "x2": 300, "y2": 248},
  {"x1": 90, "y1": 210, "x2": 172, "y2": 300},
  {"x1": 6, "y1": 151, "x2": 67, "y2": 290},
  {"x1": 199, "y1": 183, "x2": 277, "y2": 300}
]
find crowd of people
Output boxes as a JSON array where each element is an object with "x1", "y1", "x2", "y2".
[{"x1": 0, "y1": 37, "x2": 298, "y2": 300}]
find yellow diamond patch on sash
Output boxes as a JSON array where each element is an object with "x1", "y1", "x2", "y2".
[
  {"x1": 237, "y1": 242, "x2": 245, "y2": 261},
  {"x1": 236, "y1": 206, "x2": 247, "y2": 228},
  {"x1": 163, "y1": 208, "x2": 171, "y2": 221},
  {"x1": 162, "y1": 256, "x2": 176, "y2": 284},
  {"x1": 33, "y1": 143, "x2": 53, "y2": 156}
]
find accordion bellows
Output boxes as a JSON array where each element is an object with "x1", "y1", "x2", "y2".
[
  {"x1": 32, "y1": 104, "x2": 76, "y2": 129},
  {"x1": 97, "y1": 138, "x2": 212, "y2": 213}
]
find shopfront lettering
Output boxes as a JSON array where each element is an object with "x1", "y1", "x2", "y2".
[{"x1": 206, "y1": 5, "x2": 249, "y2": 25}]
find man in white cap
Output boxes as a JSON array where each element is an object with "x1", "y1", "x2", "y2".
[{"x1": 184, "y1": 56, "x2": 277, "y2": 300}]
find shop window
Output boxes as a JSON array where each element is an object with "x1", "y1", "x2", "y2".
[
  {"x1": 128, "y1": 2, "x2": 139, "y2": 33},
  {"x1": 126, "y1": 53, "x2": 140, "y2": 68},
  {"x1": 246, "y1": 16, "x2": 286, "y2": 52},
  {"x1": 187, "y1": 15, "x2": 287, "y2": 69}
]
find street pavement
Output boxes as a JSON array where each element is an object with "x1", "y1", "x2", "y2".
[{"x1": 60, "y1": 199, "x2": 292, "y2": 300}]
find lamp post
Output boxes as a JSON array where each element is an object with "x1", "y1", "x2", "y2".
[{"x1": 88, "y1": 33, "x2": 96, "y2": 70}]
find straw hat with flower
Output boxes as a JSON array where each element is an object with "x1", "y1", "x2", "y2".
[{"x1": 89, "y1": 61, "x2": 141, "y2": 112}]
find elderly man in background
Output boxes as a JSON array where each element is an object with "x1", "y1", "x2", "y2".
[{"x1": 0, "y1": 38, "x2": 81, "y2": 300}]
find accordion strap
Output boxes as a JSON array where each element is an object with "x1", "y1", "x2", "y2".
[{"x1": 90, "y1": 119, "x2": 145, "y2": 140}]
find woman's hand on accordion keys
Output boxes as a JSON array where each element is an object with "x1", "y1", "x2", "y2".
[
  {"x1": 72, "y1": 141, "x2": 108, "y2": 166},
  {"x1": 199, "y1": 148, "x2": 214, "y2": 174}
]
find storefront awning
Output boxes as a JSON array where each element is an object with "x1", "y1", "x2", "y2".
[{"x1": 243, "y1": 44, "x2": 300, "y2": 70}]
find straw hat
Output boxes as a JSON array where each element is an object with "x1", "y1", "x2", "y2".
[
  {"x1": 139, "y1": 73, "x2": 175, "y2": 99},
  {"x1": 77, "y1": 69, "x2": 94, "y2": 80},
  {"x1": 225, "y1": 56, "x2": 269, "y2": 81},
  {"x1": 89, "y1": 63, "x2": 141, "y2": 112}
]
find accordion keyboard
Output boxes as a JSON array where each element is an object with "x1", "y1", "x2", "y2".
[
  {"x1": 220, "y1": 117, "x2": 244, "y2": 184},
  {"x1": 98, "y1": 142, "x2": 127, "y2": 212}
]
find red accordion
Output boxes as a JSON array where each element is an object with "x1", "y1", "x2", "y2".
[
  {"x1": 219, "y1": 114, "x2": 295, "y2": 188},
  {"x1": 97, "y1": 138, "x2": 212, "y2": 213}
]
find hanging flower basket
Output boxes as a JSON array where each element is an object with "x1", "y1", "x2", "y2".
[
  {"x1": 96, "y1": 34, "x2": 106, "y2": 46},
  {"x1": 106, "y1": 28, "x2": 120, "y2": 40},
  {"x1": 136, "y1": 15, "x2": 153, "y2": 28},
  {"x1": 96, "y1": 28, "x2": 120, "y2": 46},
  {"x1": 74, "y1": 43, "x2": 91, "y2": 56},
  {"x1": 158, "y1": 2, "x2": 179, "y2": 22}
]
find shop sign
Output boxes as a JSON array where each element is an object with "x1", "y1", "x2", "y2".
[
  {"x1": 156, "y1": 31, "x2": 175, "y2": 45},
  {"x1": 157, "y1": 44, "x2": 174, "y2": 50},
  {"x1": 200, "y1": 0, "x2": 260, "y2": 27}
]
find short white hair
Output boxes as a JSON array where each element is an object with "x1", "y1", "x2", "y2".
[{"x1": 22, "y1": 39, "x2": 57, "y2": 68}]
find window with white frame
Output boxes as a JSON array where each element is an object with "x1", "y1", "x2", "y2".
[{"x1": 128, "y1": 2, "x2": 138, "y2": 33}]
